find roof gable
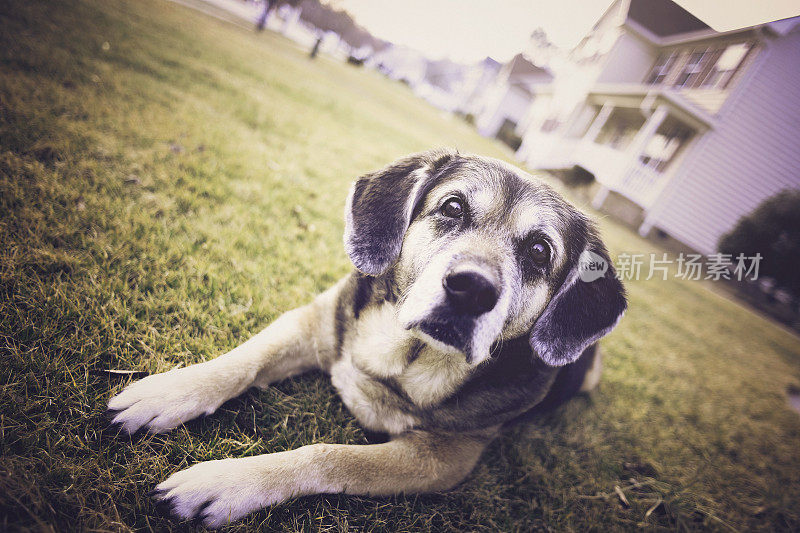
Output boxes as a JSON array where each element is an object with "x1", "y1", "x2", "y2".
[
  {"x1": 626, "y1": 0, "x2": 710, "y2": 37},
  {"x1": 505, "y1": 54, "x2": 552, "y2": 81}
]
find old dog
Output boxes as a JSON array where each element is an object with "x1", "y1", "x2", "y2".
[{"x1": 108, "y1": 149, "x2": 626, "y2": 527}]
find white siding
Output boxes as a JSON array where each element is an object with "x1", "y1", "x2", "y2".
[
  {"x1": 597, "y1": 32, "x2": 658, "y2": 84},
  {"x1": 476, "y1": 86, "x2": 532, "y2": 137},
  {"x1": 644, "y1": 29, "x2": 800, "y2": 254}
]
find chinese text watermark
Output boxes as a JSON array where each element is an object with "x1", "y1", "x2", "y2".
[{"x1": 579, "y1": 252, "x2": 762, "y2": 282}]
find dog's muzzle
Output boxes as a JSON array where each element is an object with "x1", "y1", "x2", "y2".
[{"x1": 413, "y1": 261, "x2": 501, "y2": 361}]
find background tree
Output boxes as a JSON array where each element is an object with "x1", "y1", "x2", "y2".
[
  {"x1": 256, "y1": 0, "x2": 303, "y2": 31},
  {"x1": 299, "y1": 0, "x2": 385, "y2": 51},
  {"x1": 719, "y1": 189, "x2": 800, "y2": 297}
]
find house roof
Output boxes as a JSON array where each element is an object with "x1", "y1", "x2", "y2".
[
  {"x1": 626, "y1": 0, "x2": 710, "y2": 37},
  {"x1": 480, "y1": 56, "x2": 501, "y2": 70},
  {"x1": 622, "y1": 0, "x2": 800, "y2": 47},
  {"x1": 505, "y1": 54, "x2": 552, "y2": 81}
]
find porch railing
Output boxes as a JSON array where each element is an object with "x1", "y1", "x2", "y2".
[
  {"x1": 617, "y1": 163, "x2": 665, "y2": 208},
  {"x1": 574, "y1": 141, "x2": 666, "y2": 209}
]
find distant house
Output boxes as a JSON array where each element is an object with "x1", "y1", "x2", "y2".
[
  {"x1": 415, "y1": 58, "x2": 469, "y2": 111},
  {"x1": 475, "y1": 54, "x2": 553, "y2": 148},
  {"x1": 456, "y1": 57, "x2": 502, "y2": 118},
  {"x1": 517, "y1": 0, "x2": 800, "y2": 255},
  {"x1": 368, "y1": 44, "x2": 428, "y2": 88}
]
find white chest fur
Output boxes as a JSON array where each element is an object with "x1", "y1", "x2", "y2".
[{"x1": 330, "y1": 303, "x2": 473, "y2": 433}]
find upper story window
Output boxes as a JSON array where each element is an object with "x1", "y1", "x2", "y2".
[
  {"x1": 675, "y1": 48, "x2": 715, "y2": 87},
  {"x1": 646, "y1": 51, "x2": 678, "y2": 85},
  {"x1": 644, "y1": 41, "x2": 754, "y2": 90},
  {"x1": 700, "y1": 42, "x2": 752, "y2": 89}
]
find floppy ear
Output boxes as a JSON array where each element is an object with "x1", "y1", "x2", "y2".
[
  {"x1": 344, "y1": 149, "x2": 456, "y2": 276},
  {"x1": 530, "y1": 241, "x2": 627, "y2": 367}
]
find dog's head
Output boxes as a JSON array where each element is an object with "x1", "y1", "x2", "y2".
[{"x1": 344, "y1": 149, "x2": 626, "y2": 367}]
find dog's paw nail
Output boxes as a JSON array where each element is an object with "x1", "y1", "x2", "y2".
[
  {"x1": 191, "y1": 500, "x2": 213, "y2": 525},
  {"x1": 153, "y1": 495, "x2": 176, "y2": 517},
  {"x1": 102, "y1": 412, "x2": 127, "y2": 433}
]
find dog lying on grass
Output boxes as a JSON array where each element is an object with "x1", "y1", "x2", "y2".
[{"x1": 108, "y1": 149, "x2": 626, "y2": 527}]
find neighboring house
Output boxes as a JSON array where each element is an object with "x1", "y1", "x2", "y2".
[
  {"x1": 475, "y1": 54, "x2": 553, "y2": 146},
  {"x1": 517, "y1": 0, "x2": 800, "y2": 255},
  {"x1": 368, "y1": 44, "x2": 428, "y2": 88},
  {"x1": 455, "y1": 56, "x2": 502, "y2": 119},
  {"x1": 415, "y1": 58, "x2": 468, "y2": 112}
]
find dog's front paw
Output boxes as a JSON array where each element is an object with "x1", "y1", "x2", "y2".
[
  {"x1": 107, "y1": 361, "x2": 249, "y2": 434},
  {"x1": 153, "y1": 456, "x2": 294, "y2": 528}
]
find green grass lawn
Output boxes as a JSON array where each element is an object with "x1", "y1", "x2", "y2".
[{"x1": 2, "y1": 0, "x2": 800, "y2": 530}]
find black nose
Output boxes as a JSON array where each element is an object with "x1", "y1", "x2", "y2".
[{"x1": 443, "y1": 270, "x2": 498, "y2": 316}]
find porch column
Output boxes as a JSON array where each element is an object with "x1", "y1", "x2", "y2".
[
  {"x1": 584, "y1": 102, "x2": 614, "y2": 210},
  {"x1": 591, "y1": 186, "x2": 611, "y2": 209},
  {"x1": 583, "y1": 101, "x2": 614, "y2": 143},
  {"x1": 638, "y1": 218, "x2": 655, "y2": 237},
  {"x1": 626, "y1": 104, "x2": 669, "y2": 160}
]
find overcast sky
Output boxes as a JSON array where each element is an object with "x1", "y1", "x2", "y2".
[{"x1": 337, "y1": 0, "x2": 800, "y2": 63}]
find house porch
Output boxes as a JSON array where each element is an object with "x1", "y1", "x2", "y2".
[{"x1": 520, "y1": 86, "x2": 715, "y2": 234}]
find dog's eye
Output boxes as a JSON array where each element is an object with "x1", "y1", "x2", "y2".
[
  {"x1": 530, "y1": 240, "x2": 551, "y2": 265},
  {"x1": 440, "y1": 197, "x2": 464, "y2": 218}
]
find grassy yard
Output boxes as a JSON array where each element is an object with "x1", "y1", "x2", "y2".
[{"x1": 1, "y1": 0, "x2": 799, "y2": 530}]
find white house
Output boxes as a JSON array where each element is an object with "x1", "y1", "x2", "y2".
[
  {"x1": 368, "y1": 44, "x2": 429, "y2": 88},
  {"x1": 475, "y1": 54, "x2": 552, "y2": 144},
  {"x1": 517, "y1": 0, "x2": 800, "y2": 255},
  {"x1": 413, "y1": 58, "x2": 470, "y2": 112},
  {"x1": 456, "y1": 57, "x2": 502, "y2": 118}
]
